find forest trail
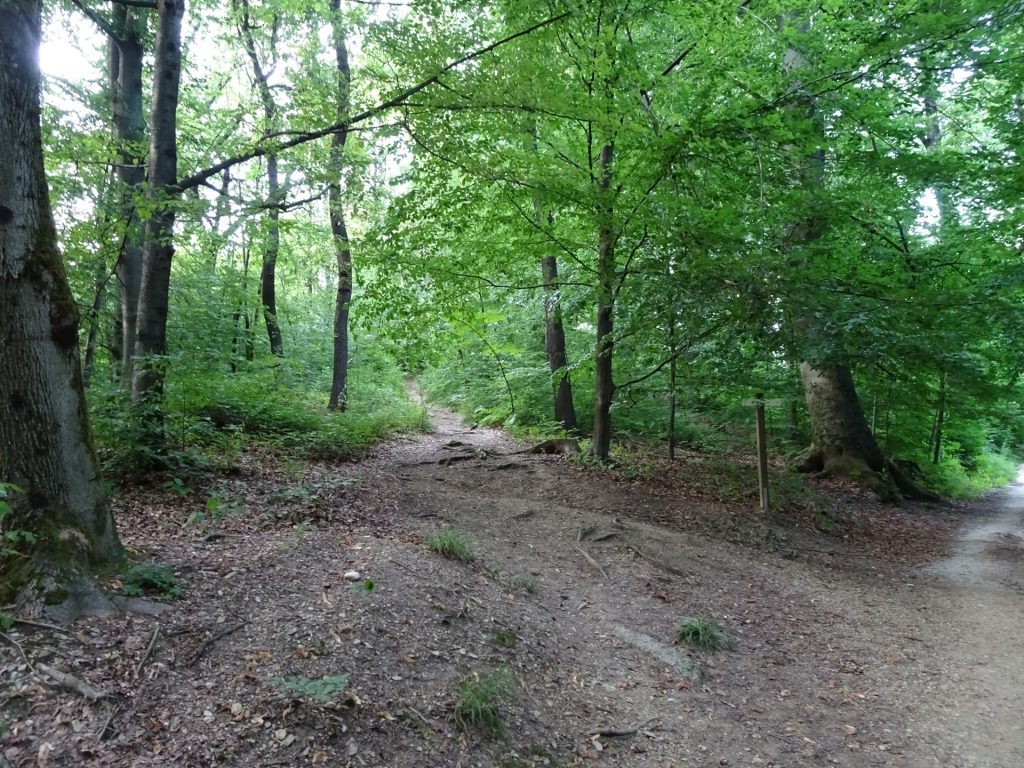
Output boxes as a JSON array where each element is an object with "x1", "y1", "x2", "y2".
[
  {"x1": 3, "y1": 401, "x2": 1023, "y2": 768},
  {"x1": 914, "y1": 468, "x2": 1024, "y2": 767}
]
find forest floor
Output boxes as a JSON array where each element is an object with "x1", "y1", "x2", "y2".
[{"x1": 3, "y1": 399, "x2": 1024, "y2": 768}]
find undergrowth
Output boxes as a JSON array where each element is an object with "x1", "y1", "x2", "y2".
[{"x1": 90, "y1": 347, "x2": 422, "y2": 476}]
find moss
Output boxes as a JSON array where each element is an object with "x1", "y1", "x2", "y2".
[{"x1": 42, "y1": 586, "x2": 69, "y2": 605}]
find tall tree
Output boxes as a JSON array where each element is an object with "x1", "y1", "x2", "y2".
[
  {"x1": 238, "y1": 0, "x2": 285, "y2": 357},
  {"x1": 327, "y1": 0, "x2": 353, "y2": 411},
  {"x1": 0, "y1": 0, "x2": 122, "y2": 614},
  {"x1": 131, "y1": 0, "x2": 184, "y2": 441}
]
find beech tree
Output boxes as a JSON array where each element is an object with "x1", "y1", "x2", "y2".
[{"x1": 0, "y1": 0, "x2": 122, "y2": 614}]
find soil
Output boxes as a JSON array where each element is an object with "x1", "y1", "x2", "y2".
[{"x1": 2, "y1": 401, "x2": 1023, "y2": 768}]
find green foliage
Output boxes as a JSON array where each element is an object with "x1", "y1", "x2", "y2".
[
  {"x1": 188, "y1": 491, "x2": 244, "y2": 533},
  {"x1": 425, "y1": 529, "x2": 475, "y2": 562},
  {"x1": 268, "y1": 674, "x2": 350, "y2": 704},
  {"x1": 676, "y1": 618, "x2": 735, "y2": 652},
  {"x1": 0, "y1": 483, "x2": 35, "y2": 561},
  {"x1": 121, "y1": 563, "x2": 182, "y2": 601},
  {"x1": 922, "y1": 452, "x2": 1018, "y2": 499},
  {"x1": 453, "y1": 667, "x2": 514, "y2": 736}
]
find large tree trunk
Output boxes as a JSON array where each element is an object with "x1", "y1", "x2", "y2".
[
  {"x1": 327, "y1": 0, "x2": 352, "y2": 412},
  {"x1": 0, "y1": 0, "x2": 123, "y2": 613},
  {"x1": 131, "y1": 0, "x2": 184, "y2": 445},
  {"x1": 590, "y1": 143, "x2": 615, "y2": 460},
  {"x1": 796, "y1": 363, "x2": 885, "y2": 475},
  {"x1": 108, "y1": 3, "x2": 147, "y2": 384}
]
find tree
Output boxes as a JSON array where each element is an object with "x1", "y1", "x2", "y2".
[
  {"x1": 327, "y1": 0, "x2": 353, "y2": 411},
  {"x1": 131, "y1": 0, "x2": 183, "y2": 442},
  {"x1": 238, "y1": 0, "x2": 285, "y2": 357},
  {"x1": 0, "y1": 0, "x2": 122, "y2": 615}
]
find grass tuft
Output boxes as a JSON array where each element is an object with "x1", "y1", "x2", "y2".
[
  {"x1": 454, "y1": 667, "x2": 514, "y2": 735},
  {"x1": 676, "y1": 618, "x2": 735, "y2": 652},
  {"x1": 425, "y1": 529, "x2": 475, "y2": 562}
]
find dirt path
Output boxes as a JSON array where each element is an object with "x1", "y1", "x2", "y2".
[
  {"x1": 2, "y1": 403, "x2": 1022, "y2": 768},
  {"x1": 913, "y1": 469, "x2": 1024, "y2": 767}
]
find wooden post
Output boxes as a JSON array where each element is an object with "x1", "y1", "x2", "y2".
[{"x1": 755, "y1": 392, "x2": 770, "y2": 514}]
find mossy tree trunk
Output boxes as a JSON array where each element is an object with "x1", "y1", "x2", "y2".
[{"x1": 0, "y1": 0, "x2": 123, "y2": 612}]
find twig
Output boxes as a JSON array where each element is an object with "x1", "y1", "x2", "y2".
[
  {"x1": 0, "y1": 630, "x2": 33, "y2": 668},
  {"x1": 589, "y1": 717, "x2": 658, "y2": 737},
  {"x1": 95, "y1": 701, "x2": 122, "y2": 743},
  {"x1": 135, "y1": 624, "x2": 160, "y2": 679},
  {"x1": 576, "y1": 544, "x2": 608, "y2": 580},
  {"x1": 185, "y1": 622, "x2": 246, "y2": 667},
  {"x1": 591, "y1": 531, "x2": 619, "y2": 542},
  {"x1": 627, "y1": 546, "x2": 687, "y2": 578},
  {"x1": 36, "y1": 662, "x2": 110, "y2": 701},
  {"x1": 6, "y1": 617, "x2": 72, "y2": 634},
  {"x1": 405, "y1": 706, "x2": 432, "y2": 729}
]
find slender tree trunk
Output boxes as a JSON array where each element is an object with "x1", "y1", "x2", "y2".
[
  {"x1": 82, "y1": 261, "x2": 109, "y2": 387},
  {"x1": 590, "y1": 143, "x2": 616, "y2": 460},
  {"x1": 239, "y1": 4, "x2": 284, "y2": 357},
  {"x1": 108, "y1": 3, "x2": 147, "y2": 383},
  {"x1": 0, "y1": 1, "x2": 123, "y2": 612},
  {"x1": 529, "y1": 124, "x2": 577, "y2": 431},
  {"x1": 668, "y1": 306, "x2": 677, "y2": 460},
  {"x1": 131, "y1": 0, "x2": 184, "y2": 446},
  {"x1": 328, "y1": 0, "x2": 353, "y2": 412},
  {"x1": 931, "y1": 371, "x2": 946, "y2": 464},
  {"x1": 260, "y1": 154, "x2": 284, "y2": 357},
  {"x1": 542, "y1": 254, "x2": 577, "y2": 431}
]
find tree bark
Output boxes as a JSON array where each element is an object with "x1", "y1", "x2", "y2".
[
  {"x1": 0, "y1": 0, "x2": 123, "y2": 610},
  {"x1": 131, "y1": 0, "x2": 184, "y2": 445},
  {"x1": 590, "y1": 143, "x2": 616, "y2": 461},
  {"x1": 327, "y1": 0, "x2": 352, "y2": 412},
  {"x1": 108, "y1": 3, "x2": 147, "y2": 384},
  {"x1": 796, "y1": 363, "x2": 885, "y2": 475}
]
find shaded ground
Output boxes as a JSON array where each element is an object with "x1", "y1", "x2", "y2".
[{"x1": 2, "y1": 402, "x2": 1022, "y2": 767}]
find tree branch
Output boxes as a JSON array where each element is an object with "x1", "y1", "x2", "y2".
[
  {"x1": 68, "y1": 0, "x2": 116, "y2": 38},
  {"x1": 175, "y1": 11, "x2": 571, "y2": 192}
]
